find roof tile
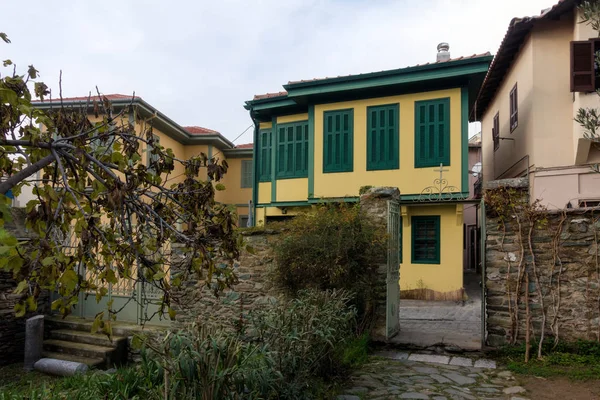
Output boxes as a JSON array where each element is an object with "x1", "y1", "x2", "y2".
[
  {"x1": 32, "y1": 93, "x2": 140, "y2": 103},
  {"x1": 183, "y1": 126, "x2": 221, "y2": 135}
]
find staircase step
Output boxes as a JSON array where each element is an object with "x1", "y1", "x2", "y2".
[
  {"x1": 41, "y1": 351, "x2": 104, "y2": 368},
  {"x1": 43, "y1": 339, "x2": 118, "y2": 365},
  {"x1": 50, "y1": 329, "x2": 127, "y2": 348}
]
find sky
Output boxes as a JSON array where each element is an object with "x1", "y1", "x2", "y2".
[{"x1": 2, "y1": 0, "x2": 556, "y2": 145}]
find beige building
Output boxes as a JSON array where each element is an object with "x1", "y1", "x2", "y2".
[
  {"x1": 474, "y1": 0, "x2": 600, "y2": 210},
  {"x1": 31, "y1": 94, "x2": 253, "y2": 225}
]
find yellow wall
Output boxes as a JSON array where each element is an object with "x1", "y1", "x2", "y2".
[
  {"x1": 277, "y1": 178, "x2": 308, "y2": 202},
  {"x1": 400, "y1": 204, "x2": 464, "y2": 294},
  {"x1": 216, "y1": 157, "x2": 252, "y2": 206},
  {"x1": 277, "y1": 113, "x2": 309, "y2": 124},
  {"x1": 314, "y1": 88, "x2": 463, "y2": 199},
  {"x1": 258, "y1": 182, "x2": 271, "y2": 204}
]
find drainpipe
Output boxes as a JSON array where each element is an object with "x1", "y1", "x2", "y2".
[{"x1": 249, "y1": 110, "x2": 260, "y2": 227}]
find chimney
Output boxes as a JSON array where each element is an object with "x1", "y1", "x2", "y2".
[{"x1": 436, "y1": 42, "x2": 450, "y2": 62}]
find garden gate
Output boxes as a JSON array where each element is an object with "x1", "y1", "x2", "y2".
[{"x1": 386, "y1": 200, "x2": 401, "y2": 339}]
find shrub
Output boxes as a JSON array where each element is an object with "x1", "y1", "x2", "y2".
[
  {"x1": 139, "y1": 325, "x2": 279, "y2": 400},
  {"x1": 249, "y1": 289, "x2": 357, "y2": 399},
  {"x1": 272, "y1": 204, "x2": 385, "y2": 331}
]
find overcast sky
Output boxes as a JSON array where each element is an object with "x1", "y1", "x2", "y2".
[{"x1": 2, "y1": 0, "x2": 555, "y2": 145}]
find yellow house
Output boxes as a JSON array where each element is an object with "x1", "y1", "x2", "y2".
[
  {"x1": 475, "y1": 0, "x2": 600, "y2": 210},
  {"x1": 33, "y1": 94, "x2": 253, "y2": 226},
  {"x1": 245, "y1": 47, "x2": 492, "y2": 300}
]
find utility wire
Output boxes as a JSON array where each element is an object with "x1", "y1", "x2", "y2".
[{"x1": 211, "y1": 124, "x2": 254, "y2": 160}]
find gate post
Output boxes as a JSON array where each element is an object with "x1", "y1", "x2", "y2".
[{"x1": 359, "y1": 187, "x2": 400, "y2": 342}]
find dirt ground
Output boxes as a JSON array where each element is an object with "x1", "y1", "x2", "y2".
[{"x1": 520, "y1": 376, "x2": 600, "y2": 399}]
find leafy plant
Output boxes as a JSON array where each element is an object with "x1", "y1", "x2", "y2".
[
  {"x1": 0, "y1": 33, "x2": 240, "y2": 328},
  {"x1": 249, "y1": 289, "x2": 357, "y2": 399},
  {"x1": 272, "y1": 204, "x2": 385, "y2": 332}
]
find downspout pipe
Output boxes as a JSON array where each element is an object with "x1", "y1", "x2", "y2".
[{"x1": 249, "y1": 110, "x2": 260, "y2": 227}]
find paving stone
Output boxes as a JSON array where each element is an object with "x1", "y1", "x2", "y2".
[
  {"x1": 497, "y1": 370, "x2": 513, "y2": 378},
  {"x1": 414, "y1": 366, "x2": 442, "y2": 374},
  {"x1": 373, "y1": 350, "x2": 410, "y2": 360},
  {"x1": 474, "y1": 387, "x2": 501, "y2": 393},
  {"x1": 442, "y1": 372, "x2": 477, "y2": 385},
  {"x1": 473, "y1": 359, "x2": 497, "y2": 369},
  {"x1": 348, "y1": 386, "x2": 369, "y2": 394},
  {"x1": 510, "y1": 397, "x2": 531, "y2": 400},
  {"x1": 449, "y1": 357, "x2": 473, "y2": 367},
  {"x1": 430, "y1": 374, "x2": 452, "y2": 384},
  {"x1": 503, "y1": 386, "x2": 526, "y2": 395},
  {"x1": 432, "y1": 397, "x2": 448, "y2": 400},
  {"x1": 443, "y1": 388, "x2": 476, "y2": 400},
  {"x1": 408, "y1": 353, "x2": 450, "y2": 364},
  {"x1": 337, "y1": 396, "x2": 361, "y2": 400},
  {"x1": 399, "y1": 393, "x2": 430, "y2": 399}
]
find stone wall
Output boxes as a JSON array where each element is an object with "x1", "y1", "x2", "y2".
[
  {"x1": 359, "y1": 187, "x2": 400, "y2": 341},
  {"x1": 171, "y1": 231, "x2": 281, "y2": 330},
  {"x1": 0, "y1": 209, "x2": 47, "y2": 366},
  {"x1": 485, "y1": 180, "x2": 600, "y2": 347},
  {"x1": 0, "y1": 272, "x2": 49, "y2": 366}
]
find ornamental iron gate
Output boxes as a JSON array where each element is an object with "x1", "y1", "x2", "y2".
[{"x1": 386, "y1": 200, "x2": 401, "y2": 339}]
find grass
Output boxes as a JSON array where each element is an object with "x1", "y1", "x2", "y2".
[
  {"x1": 492, "y1": 339, "x2": 600, "y2": 381},
  {"x1": 0, "y1": 364, "x2": 161, "y2": 400}
]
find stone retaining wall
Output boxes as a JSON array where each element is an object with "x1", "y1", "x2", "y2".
[
  {"x1": 485, "y1": 181, "x2": 600, "y2": 346},
  {"x1": 0, "y1": 272, "x2": 49, "y2": 366},
  {"x1": 171, "y1": 232, "x2": 281, "y2": 330}
]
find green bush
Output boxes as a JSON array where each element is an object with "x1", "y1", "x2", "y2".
[
  {"x1": 273, "y1": 204, "x2": 385, "y2": 331},
  {"x1": 139, "y1": 325, "x2": 279, "y2": 400},
  {"x1": 249, "y1": 289, "x2": 356, "y2": 398}
]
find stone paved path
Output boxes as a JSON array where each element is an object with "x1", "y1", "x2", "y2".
[
  {"x1": 393, "y1": 273, "x2": 482, "y2": 350},
  {"x1": 338, "y1": 355, "x2": 528, "y2": 400}
]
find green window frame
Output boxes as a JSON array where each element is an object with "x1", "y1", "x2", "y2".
[
  {"x1": 414, "y1": 98, "x2": 450, "y2": 168},
  {"x1": 411, "y1": 216, "x2": 440, "y2": 264},
  {"x1": 276, "y1": 121, "x2": 308, "y2": 179},
  {"x1": 258, "y1": 130, "x2": 272, "y2": 182},
  {"x1": 323, "y1": 109, "x2": 353, "y2": 173},
  {"x1": 367, "y1": 104, "x2": 399, "y2": 170},
  {"x1": 399, "y1": 216, "x2": 403, "y2": 263},
  {"x1": 240, "y1": 159, "x2": 253, "y2": 188}
]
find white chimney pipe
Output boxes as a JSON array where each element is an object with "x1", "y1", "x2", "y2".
[{"x1": 437, "y1": 43, "x2": 450, "y2": 62}]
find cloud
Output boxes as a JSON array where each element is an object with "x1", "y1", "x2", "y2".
[{"x1": 2, "y1": 0, "x2": 554, "y2": 144}]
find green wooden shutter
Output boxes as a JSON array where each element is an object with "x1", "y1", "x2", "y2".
[
  {"x1": 259, "y1": 130, "x2": 271, "y2": 182},
  {"x1": 323, "y1": 109, "x2": 353, "y2": 173},
  {"x1": 411, "y1": 216, "x2": 440, "y2": 264},
  {"x1": 367, "y1": 104, "x2": 399, "y2": 170},
  {"x1": 414, "y1": 98, "x2": 450, "y2": 168},
  {"x1": 241, "y1": 160, "x2": 253, "y2": 188},
  {"x1": 276, "y1": 121, "x2": 308, "y2": 178}
]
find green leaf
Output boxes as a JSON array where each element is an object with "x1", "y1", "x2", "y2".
[
  {"x1": 153, "y1": 271, "x2": 166, "y2": 281},
  {"x1": 41, "y1": 256, "x2": 55, "y2": 266},
  {"x1": 130, "y1": 334, "x2": 143, "y2": 350},
  {"x1": 168, "y1": 307, "x2": 176, "y2": 321},
  {"x1": 27, "y1": 65, "x2": 38, "y2": 79},
  {"x1": 14, "y1": 303, "x2": 26, "y2": 318},
  {"x1": 3, "y1": 59, "x2": 12, "y2": 66},
  {"x1": 51, "y1": 299, "x2": 61, "y2": 310},
  {"x1": 91, "y1": 314, "x2": 103, "y2": 334},
  {"x1": 0, "y1": 33, "x2": 10, "y2": 43},
  {"x1": 215, "y1": 183, "x2": 226, "y2": 191},
  {"x1": 26, "y1": 296, "x2": 37, "y2": 312},
  {"x1": 245, "y1": 245, "x2": 256, "y2": 255},
  {"x1": 14, "y1": 280, "x2": 28, "y2": 294}
]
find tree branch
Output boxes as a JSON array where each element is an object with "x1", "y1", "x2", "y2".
[{"x1": 0, "y1": 153, "x2": 55, "y2": 194}]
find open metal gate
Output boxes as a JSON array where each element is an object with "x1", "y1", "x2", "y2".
[{"x1": 386, "y1": 200, "x2": 401, "y2": 339}]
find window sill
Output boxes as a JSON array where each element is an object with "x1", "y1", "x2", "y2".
[
  {"x1": 323, "y1": 168, "x2": 353, "y2": 174},
  {"x1": 411, "y1": 260, "x2": 441, "y2": 265},
  {"x1": 275, "y1": 175, "x2": 308, "y2": 180},
  {"x1": 367, "y1": 166, "x2": 400, "y2": 172}
]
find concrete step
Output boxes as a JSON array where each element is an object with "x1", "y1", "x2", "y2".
[
  {"x1": 45, "y1": 315, "x2": 164, "y2": 338},
  {"x1": 41, "y1": 351, "x2": 104, "y2": 368},
  {"x1": 50, "y1": 329, "x2": 127, "y2": 348},
  {"x1": 43, "y1": 339, "x2": 121, "y2": 367}
]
